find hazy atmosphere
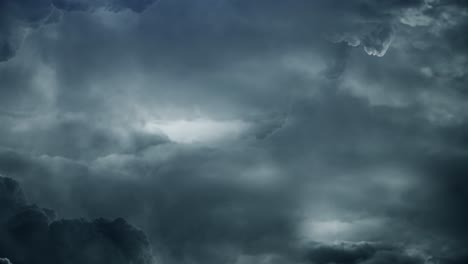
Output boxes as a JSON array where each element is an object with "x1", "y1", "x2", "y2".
[{"x1": 1, "y1": 0, "x2": 468, "y2": 263}]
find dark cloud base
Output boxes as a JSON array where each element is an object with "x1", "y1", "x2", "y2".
[
  {"x1": 0, "y1": 177, "x2": 153, "y2": 264},
  {"x1": 1, "y1": 0, "x2": 468, "y2": 264}
]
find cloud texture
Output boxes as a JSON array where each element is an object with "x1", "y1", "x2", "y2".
[
  {"x1": 0, "y1": 176, "x2": 153, "y2": 264},
  {"x1": 1, "y1": 0, "x2": 468, "y2": 263}
]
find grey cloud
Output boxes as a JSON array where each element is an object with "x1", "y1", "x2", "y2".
[
  {"x1": 52, "y1": 0, "x2": 158, "y2": 12},
  {"x1": 1, "y1": 91, "x2": 467, "y2": 263},
  {"x1": 0, "y1": 176, "x2": 153, "y2": 264},
  {"x1": 2, "y1": 86, "x2": 468, "y2": 263},
  {"x1": 330, "y1": 23, "x2": 395, "y2": 57},
  {"x1": 0, "y1": 0, "x2": 55, "y2": 61},
  {"x1": 0, "y1": 32, "x2": 19, "y2": 62},
  {"x1": 305, "y1": 242, "x2": 424, "y2": 264},
  {"x1": 0, "y1": 114, "x2": 168, "y2": 160},
  {"x1": 1, "y1": 1, "x2": 468, "y2": 264},
  {"x1": 0, "y1": 0, "x2": 157, "y2": 62},
  {"x1": 362, "y1": 24, "x2": 394, "y2": 57},
  {"x1": 0, "y1": 258, "x2": 12, "y2": 264},
  {"x1": 0, "y1": 176, "x2": 26, "y2": 212},
  {"x1": 0, "y1": 145, "x2": 300, "y2": 264}
]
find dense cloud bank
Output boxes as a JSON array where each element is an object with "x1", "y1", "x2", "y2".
[
  {"x1": 0, "y1": 177, "x2": 153, "y2": 264},
  {"x1": 1, "y1": 0, "x2": 468, "y2": 264},
  {"x1": 305, "y1": 242, "x2": 425, "y2": 264},
  {"x1": 0, "y1": 0, "x2": 157, "y2": 61}
]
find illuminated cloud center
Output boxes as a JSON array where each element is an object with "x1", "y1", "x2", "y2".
[{"x1": 144, "y1": 118, "x2": 249, "y2": 144}]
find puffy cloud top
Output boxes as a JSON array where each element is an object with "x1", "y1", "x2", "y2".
[{"x1": 0, "y1": 176, "x2": 153, "y2": 264}]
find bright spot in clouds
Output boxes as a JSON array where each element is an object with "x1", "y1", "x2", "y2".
[
  {"x1": 304, "y1": 220, "x2": 351, "y2": 242},
  {"x1": 300, "y1": 218, "x2": 386, "y2": 243},
  {"x1": 144, "y1": 118, "x2": 249, "y2": 144}
]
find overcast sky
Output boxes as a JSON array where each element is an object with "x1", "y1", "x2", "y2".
[{"x1": 1, "y1": 0, "x2": 468, "y2": 263}]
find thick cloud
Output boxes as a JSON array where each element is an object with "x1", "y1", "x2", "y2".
[
  {"x1": 0, "y1": 176, "x2": 153, "y2": 264},
  {"x1": 52, "y1": 0, "x2": 158, "y2": 12},
  {"x1": 0, "y1": 0, "x2": 157, "y2": 62},
  {"x1": 0, "y1": 258, "x2": 12, "y2": 264},
  {"x1": 330, "y1": 23, "x2": 395, "y2": 57},
  {"x1": 305, "y1": 242, "x2": 424, "y2": 264},
  {"x1": 1, "y1": 0, "x2": 468, "y2": 264}
]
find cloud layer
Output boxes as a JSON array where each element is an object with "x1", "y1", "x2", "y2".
[
  {"x1": 1, "y1": 0, "x2": 468, "y2": 264},
  {"x1": 0, "y1": 0, "x2": 157, "y2": 61},
  {"x1": 0, "y1": 176, "x2": 153, "y2": 264}
]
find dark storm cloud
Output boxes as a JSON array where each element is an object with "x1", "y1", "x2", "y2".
[
  {"x1": 0, "y1": 258, "x2": 11, "y2": 264},
  {"x1": 0, "y1": 114, "x2": 168, "y2": 160},
  {"x1": 403, "y1": 151, "x2": 468, "y2": 245},
  {"x1": 0, "y1": 144, "x2": 300, "y2": 263},
  {"x1": 329, "y1": 22, "x2": 395, "y2": 57},
  {"x1": 1, "y1": 1, "x2": 468, "y2": 264},
  {"x1": 0, "y1": 0, "x2": 157, "y2": 62},
  {"x1": 1, "y1": 91, "x2": 467, "y2": 263},
  {"x1": 52, "y1": 0, "x2": 158, "y2": 12},
  {"x1": 19, "y1": 0, "x2": 464, "y2": 121},
  {"x1": 305, "y1": 242, "x2": 424, "y2": 264},
  {"x1": 267, "y1": 90, "x2": 468, "y2": 244},
  {"x1": 0, "y1": 176, "x2": 153, "y2": 264}
]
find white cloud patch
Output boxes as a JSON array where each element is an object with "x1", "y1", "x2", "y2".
[
  {"x1": 144, "y1": 118, "x2": 250, "y2": 144},
  {"x1": 400, "y1": 8, "x2": 434, "y2": 27},
  {"x1": 329, "y1": 24, "x2": 394, "y2": 57}
]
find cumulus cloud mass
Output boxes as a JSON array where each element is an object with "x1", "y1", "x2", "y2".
[{"x1": 1, "y1": 0, "x2": 468, "y2": 263}]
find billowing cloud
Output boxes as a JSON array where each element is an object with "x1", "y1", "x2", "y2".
[
  {"x1": 0, "y1": 176, "x2": 153, "y2": 264},
  {"x1": 1, "y1": 1, "x2": 468, "y2": 264},
  {"x1": 0, "y1": 258, "x2": 12, "y2": 264},
  {"x1": 305, "y1": 242, "x2": 424, "y2": 264},
  {"x1": 329, "y1": 23, "x2": 394, "y2": 57},
  {"x1": 0, "y1": 0, "x2": 157, "y2": 62}
]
